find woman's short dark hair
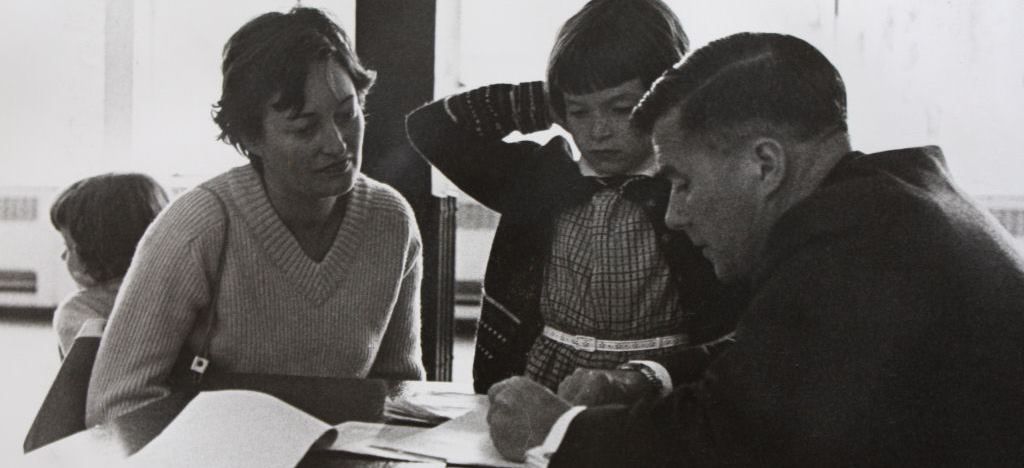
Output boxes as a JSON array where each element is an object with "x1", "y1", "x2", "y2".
[
  {"x1": 633, "y1": 32, "x2": 848, "y2": 145},
  {"x1": 212, "y1": 7, "x2": 375, "y2": 159},
  {"x1": 50, "y1": 173, "x2": 169, "y2": 284},
  {"x1": 547, "y1": 0, "x2": 688, "y2": 120}
]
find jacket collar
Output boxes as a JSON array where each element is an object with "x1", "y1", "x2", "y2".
[{"x1": 750, "y1": 146, "x2": 950, "y2": 289}]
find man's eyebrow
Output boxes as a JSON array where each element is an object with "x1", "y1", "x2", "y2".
[{"x1": 655, "y1": 162, "x2": 676, "y2": 178}]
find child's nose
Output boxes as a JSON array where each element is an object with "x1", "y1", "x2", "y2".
[{"x1": 590, "y1": 118, "x2": 613, "y2": 139}]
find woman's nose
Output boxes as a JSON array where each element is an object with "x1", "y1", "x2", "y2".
[{"x1": 321, "y1": 124, "x2": 348, "y2": 155}]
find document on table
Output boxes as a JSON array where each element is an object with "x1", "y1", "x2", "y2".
[
  {"x1": 373, "y1": 404, "x2": 525, "y2": 468},
  {"x1": 321, "y1": 421, "x2": 439, "y2": 462},
  {"x1": 384, "y1": 390, "x2": 487, "y2": 424},
  {"x1": 123, "y1": 390, "x2": 334, "y2": 468}
]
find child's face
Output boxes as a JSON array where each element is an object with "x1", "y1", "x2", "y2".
[
  {"x1": 59, "y1": 229, "x2": 97, "y2": 288},
  {"x1": 562, "y1": 79, "x2": 653, "y2": 176}
]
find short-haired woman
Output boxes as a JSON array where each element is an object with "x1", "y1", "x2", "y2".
[{"x1": 86, "y1": 7, "x2": 424, "y2": 426}]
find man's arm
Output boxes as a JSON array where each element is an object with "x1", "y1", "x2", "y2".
[{"x1": 548, "y1": 238, "x2": 955, "y2": 467}]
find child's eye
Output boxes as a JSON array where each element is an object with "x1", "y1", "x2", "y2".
[
  {"x1": 567, "y1": 109, "x2": 588, "y2": 119},
  {"x1": 612, "y1": 106, "x2": 633, "y2": 115}
]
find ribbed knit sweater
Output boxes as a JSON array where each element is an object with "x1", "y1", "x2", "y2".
[{"x1": 86, "y1": 165, "x2": 424, "y2": 426}]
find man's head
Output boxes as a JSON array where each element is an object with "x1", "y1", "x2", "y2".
[
  {"x1": 547, "y1": 0, "x2": 688, "y2": 176},
  {"x1": 635, "y1": 33, "x2": 851, "y2": 282}
]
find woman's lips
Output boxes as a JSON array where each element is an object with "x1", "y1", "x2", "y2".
[{"x1": 318, "y1": 159, "x2": 353, "y2": 174}]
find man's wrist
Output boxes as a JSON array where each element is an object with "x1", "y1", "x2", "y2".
[
  {"x1": 618, "y1": 361, "x2": 673, "y2": 397},
  {"x1": 525, "y1": 406, "x2": 587, "y2": 468}
]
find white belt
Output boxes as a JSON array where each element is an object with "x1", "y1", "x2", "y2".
[{"x1": 542, "y1": 325, "x2": 688, "y2": 352}]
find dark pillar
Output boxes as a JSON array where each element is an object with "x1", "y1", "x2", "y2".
[{"x1": 355, "y1": 0, "x2": 455, "y2": 381}]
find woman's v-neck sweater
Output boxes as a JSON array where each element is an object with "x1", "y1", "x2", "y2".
[{"x1": 86, "y1": 165, "x2": 424, "y2": 425}]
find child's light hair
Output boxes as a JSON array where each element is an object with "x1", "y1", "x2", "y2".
[{"x1": 50, "y1": 173, "x2": 169, "y2": 284}]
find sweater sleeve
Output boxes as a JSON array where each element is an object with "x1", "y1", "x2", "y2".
[
  {"x1": 405, "y1": 82, "x2": 553, "y2": 214},
  {"x1": 368, "y1": 215, "x2": 425, "y2": 380},
  {"x1": 85, "y1": 191, "x2": 223, "y2": 426}
]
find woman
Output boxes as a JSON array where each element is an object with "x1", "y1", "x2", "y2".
[{"x1": 86, "y1": 7, "x2": 424, "y2": 426}]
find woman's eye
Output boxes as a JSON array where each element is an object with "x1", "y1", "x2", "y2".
[
  {"x1": 335, "y1": 110, "x2": 356, "y2": 125},
  {"x1": 293, "y1": 125, "x2": 317, "y2": 138},
  {"x1": 567, "y1": 109, "x2": 587, "y2": 118}
]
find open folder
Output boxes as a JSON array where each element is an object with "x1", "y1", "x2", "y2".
[{"x1": 123, "y1": 389, "x2": 521, "y2": 467}]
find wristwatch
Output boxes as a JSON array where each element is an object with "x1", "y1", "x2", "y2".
[{"x1": 617, "y1": 362, "x2": 663, "y2": 395}]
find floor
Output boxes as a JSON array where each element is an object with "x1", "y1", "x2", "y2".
[{"x1": 0, "y1": 306, "x2": 477, "y2": 466}]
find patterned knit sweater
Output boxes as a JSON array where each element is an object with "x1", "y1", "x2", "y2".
[{"x1": 86, "y1": 165, "x2": 424, "y2": 426}]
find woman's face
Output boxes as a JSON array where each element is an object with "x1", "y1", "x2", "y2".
[
  {"x1": 249, "y1": 59, "x2": 364, "y2": 200},
  {"x1": 59, "y1": 229, "x2": 96, "y2": 288}
]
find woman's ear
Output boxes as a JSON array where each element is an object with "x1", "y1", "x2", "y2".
[
  {"x1": 239, "y1": 134, "x2": 261, "y2": 158},
  {"x1": 751, "y1": 137, "x2": 786, "y2": 196}
]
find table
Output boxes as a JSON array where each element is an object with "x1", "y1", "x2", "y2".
[{"x1": 24, "y1": 375, "x2": 475, "y2": 467}]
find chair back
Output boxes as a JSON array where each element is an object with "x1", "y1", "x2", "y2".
[{"x1": 23, "y1": 331, "x2": 102, "y2": 452}]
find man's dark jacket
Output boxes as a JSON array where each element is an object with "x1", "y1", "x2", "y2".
[
  {"x1": 406, "y1": 100, "x2": 743, "y2": 393},
  {"x1": 554, "y1": 146, "x2": 1024, "y2": 466}
]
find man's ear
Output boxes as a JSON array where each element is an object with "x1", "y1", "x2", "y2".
[{"x1": 751, "y1": 137, "x2": 786, "y2": 196}]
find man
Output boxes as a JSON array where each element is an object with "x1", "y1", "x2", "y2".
[{"x1": 487, "y1": 32, "x2": 1024, "y2": 467}]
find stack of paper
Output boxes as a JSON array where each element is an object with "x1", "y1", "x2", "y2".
[
  {"x1": 383, "y1": 391, "x2": 486, "y2": 424},
  {"x1": 372, "y1": 405, "x2": 524, "y2": 468}
]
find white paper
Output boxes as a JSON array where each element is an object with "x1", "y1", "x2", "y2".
[
  {"x1": 125, "y1": 390, "x2": 332, "y2": 468},
  {"x1": 384, "y1": 391, "x2": 487, "y2": 424},
  {"x1": 374, "y1": 404, "x2": 525, "y2": 468},
  {"x1": 322, "y1": 421, "x2": 439, "y2": 462}
]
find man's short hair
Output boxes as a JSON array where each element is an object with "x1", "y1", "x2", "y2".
[
  {"x1": 547, "y1": 0, "x2": 688, "y2": 120},
  {"x1": 633, "y1": 32, "x2": 847, "y2": 146}
]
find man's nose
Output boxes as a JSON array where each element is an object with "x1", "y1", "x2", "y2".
[{"x1": 664, "y1": 197, "x2": 691, "y2": 231}]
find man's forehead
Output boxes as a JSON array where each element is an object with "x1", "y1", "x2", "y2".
[{"x1": 651, "y1": 106, "x2": 692, "y2": 157}]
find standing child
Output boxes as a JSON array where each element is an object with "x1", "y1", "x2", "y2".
[
  {"x1": 407, "y1": 0, "x2": 745, "y2": 398},
  {"x1": 50, "y1": 173, "x2": 169, "y2": 357}
]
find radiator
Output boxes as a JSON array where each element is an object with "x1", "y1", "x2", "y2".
[
  {"x1": 1, "y1": 188, "x2": 1022, "y2": 310},
  {"x1": 0, "y1": 186, "x2": 75, "y2": 309}
]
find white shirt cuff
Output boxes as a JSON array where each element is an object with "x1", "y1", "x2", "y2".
[
  {"x1": 628, "y1": 360, "x2": 673, "y2": 397},
  {"x1": 524, "y1": 406, "x2": 587, "y2": 467}
]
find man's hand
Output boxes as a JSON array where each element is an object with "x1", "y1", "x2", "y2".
[
  {"x1": 486, "y1": 376, "x2": 571, "y2": 462},
  {"x1": 558, "y1": 368, "x2": 656, "y2": 406}
]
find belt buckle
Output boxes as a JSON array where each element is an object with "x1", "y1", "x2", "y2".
[{"x1": 573, "y1": 335, "x2": 597, "y2": 352}]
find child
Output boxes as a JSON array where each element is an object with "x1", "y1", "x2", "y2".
[
  {"x1": 407, "y1": 0, "x2": 745, "y2": 395},
  {"x1": 50, "y1": 173, "x2": 168, "y2": 357}
]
